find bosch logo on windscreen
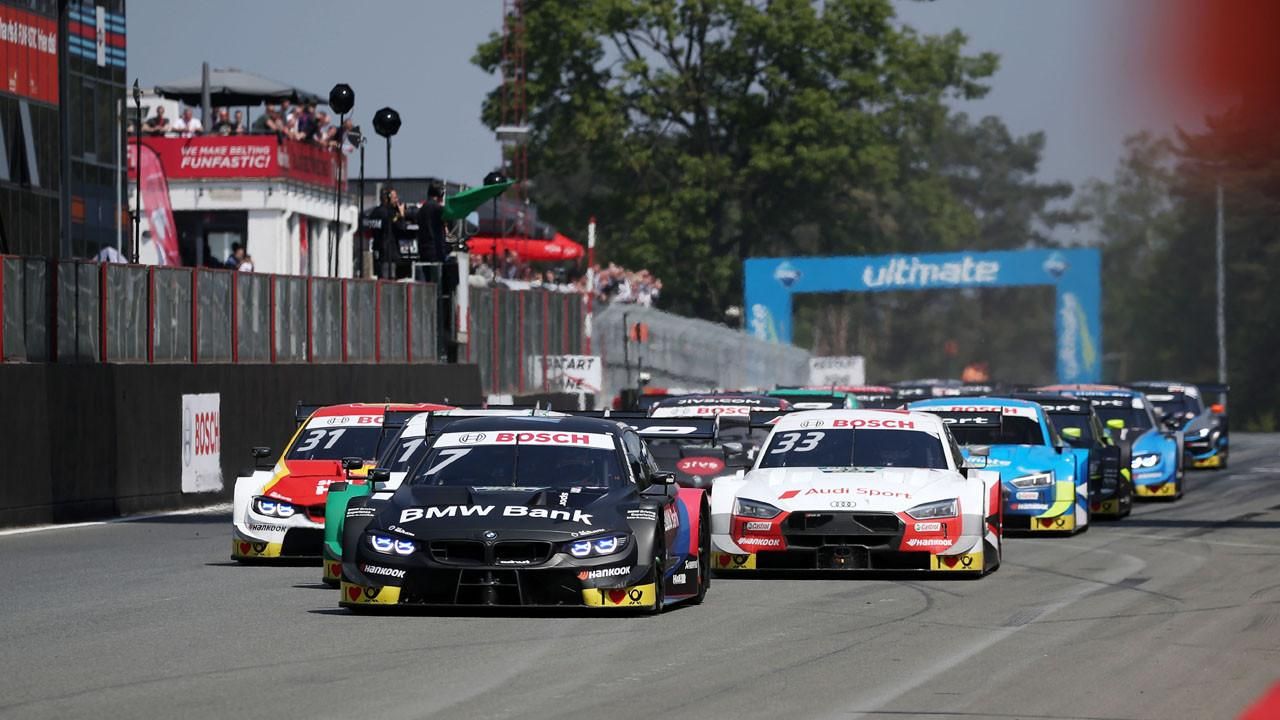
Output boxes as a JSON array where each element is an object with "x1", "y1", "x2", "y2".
[{"x1": 831, "y1": 418, "x2": 916, "y2": 429}]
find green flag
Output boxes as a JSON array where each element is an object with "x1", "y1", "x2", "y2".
[{"x1": 444, "y1": 180, "x2": 514, "y2": 222}]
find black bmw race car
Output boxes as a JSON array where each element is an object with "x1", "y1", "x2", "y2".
[{"x1": 339, "y1": 415, "x2": 711, "y2": 612}]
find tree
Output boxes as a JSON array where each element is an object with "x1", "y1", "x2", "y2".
[
  {"x1": 1079, "y1": 113, "x2": 1280, "y2": 429},
  {"x1": 474, "y1": 0, "x2": 997, "y2": 318}
]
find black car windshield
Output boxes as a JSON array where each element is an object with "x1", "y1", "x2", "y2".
[
  {"x1": 1144, "y1": 392, "x2": 1202, "y2": 417},
  {"x1": 378, "y1": 432, "x2": 431, "y2": 472},
  {"x1": 1086, "y1": 399, "x2": 1153, "y2": 430},
  {"x1": 1049, "y1": 413, "x2": 1095, "y2": 444},
  {"x1": 932, "y1": 414, "x2": 1046, "y2": 446},
  {"x1": 410, "y1": 430, "x2": 624, "y2": 488},
  {"x1": 286, "y1": 421, "x2": 383, "y2": 461},
  {"x1": 758, "y1": 429, "x2": 948, "y2": 470}
]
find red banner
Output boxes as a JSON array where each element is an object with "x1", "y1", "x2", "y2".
[
  {"x1": 0, "y1": 5, "x2": 59, "y2": 105},
  {"x1": 127, "y1": 136, "x2": 342, "y2": 189},
  {"x1": 137, "y1": 145, "x2": 182, "y2": 267}
]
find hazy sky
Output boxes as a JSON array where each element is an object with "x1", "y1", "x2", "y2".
[{"x1": 129, "y1": 0, "x2": 1207, "y2": 190}]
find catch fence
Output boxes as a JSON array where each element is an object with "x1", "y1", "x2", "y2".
[{"x1": 1, "y1": 256, "x2": 589, "y2": 398}]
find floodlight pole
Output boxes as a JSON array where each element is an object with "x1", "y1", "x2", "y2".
[
  {"x1": 132, "y1": 80, "x2": 141, "y2": 263},
  {"x1": 1215, "y1": 181, "x2": 1227, "y2": 385}
]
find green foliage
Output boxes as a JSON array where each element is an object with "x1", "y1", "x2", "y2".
[
  {"x1": 1077, "y1": 111, "x2": 1280, "y2": 428},
  {"x1": 474, "y1": 0, "x2": 1000, "y2": 317}
]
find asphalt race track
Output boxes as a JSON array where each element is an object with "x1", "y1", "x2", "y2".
[{"x1": 2, "y1": 435, "x2": 1279, "y2": 720}]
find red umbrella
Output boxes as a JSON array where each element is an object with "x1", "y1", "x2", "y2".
[{"x1": 468, "y1": 234, "x2": 584, "y2": 262}]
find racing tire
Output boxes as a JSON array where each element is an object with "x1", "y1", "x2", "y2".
[
  {"x1": 689, "y1": 502, "x2": 711, "y2": 605},
  {"x1": 644, "y1": 529, "x2": 666, "y2": 615},
  {"x1": 1217, "y1": 451, "x2": 1229, "y2": 470},
  {"x1": 983, "y1": 536, "x2": 1001, "y2": 575}
]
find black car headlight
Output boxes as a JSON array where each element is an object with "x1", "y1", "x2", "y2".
[
  {"x1": 252, "y1": 496, "x2": 299, "y2": 518},
  {"x1": 367, "y1": 532, "x2": 417, "y2": 556},
  {"x1": 565, "y1": 535, "x2": 629, "y2": 559},
  {"x1": 1131, "y1": 453, "x2": 1160, "y2": 469},
  {"x1": 734, "y1": 497, "x2": 782, "y2": 519},
  {"x1": 905, "y1": 499, "x2": 958, "y2": 520}
]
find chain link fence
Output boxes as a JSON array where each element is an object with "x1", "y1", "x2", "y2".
[{"x1": 593, "y1": 303, "x2": 810, "y2": 400}]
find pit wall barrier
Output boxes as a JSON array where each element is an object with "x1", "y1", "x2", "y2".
[
  {"x1": 593, "y1": 303, "x2": 811, "y2": 399},
  {"x1": 2, "y1": 257, "x2": 588, "y2": 399},
  {"x1": 0, "y1": 362, "x2": 481, "y2": 528},
  {"x1": 0, "y1": 256, "x2": 443, "y2": 365}
]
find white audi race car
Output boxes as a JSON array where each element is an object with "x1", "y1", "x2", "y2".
[{"x1": 710, "y1": 409, "x2": 1003, "y2": 575}]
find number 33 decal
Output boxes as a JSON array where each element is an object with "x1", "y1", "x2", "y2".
[{"x1": 768, "y1": 431, "x2": 825, "y2": 453}]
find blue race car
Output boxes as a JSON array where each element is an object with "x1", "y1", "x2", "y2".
[
  {"x1": 1128, "y1": 381, "x2": 1229, "y2": 470},
  {"x1": 1039, "y1": 385, "x2": 1185, "y2": 499},
  {"x1": 908, "y1": 397, "x2": 1090, "y2": 534}
]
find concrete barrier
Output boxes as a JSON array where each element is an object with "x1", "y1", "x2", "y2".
[{"x1": 0, "y1": 363, "x2": 481, "y2": 527}]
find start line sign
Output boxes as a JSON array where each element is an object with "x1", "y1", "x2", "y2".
[
  {"x1": 525, "y1": 355, "x2": 602, "y2": 395},
  {"x1": 809, "y1": 356, "x2": 866, "y2": 387}
]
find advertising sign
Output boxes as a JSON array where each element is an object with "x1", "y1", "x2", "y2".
[
  {"x1": 525, "y1": 355, "x2": 603, "y2": 394},
  {"x1": 808, "y1": 356, "x2": 866, "y2": 387},
  {"x1": 0, "y1": 5, "x2": 59, "y2": 105},
  {"x1": 182, "y1": 393, "x2": 222, "y2": 493},
  {"x1": 128, "y1": 136, "x2": 342, "y2": 189},
  {"x1": 745, "y1": 248, "x2": 1102, "y2": 383}
]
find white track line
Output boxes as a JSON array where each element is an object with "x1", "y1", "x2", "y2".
[
  {"x1": 842, "y1": 546, "x2": 1147, "y2": 719},
  {"x1": 0, "y1": 503, "x2": 231, "y2": 537}
]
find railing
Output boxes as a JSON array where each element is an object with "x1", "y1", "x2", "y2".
[
  {"x1": 1, "y1": 256, "x2": 591, "y2": 398},
  {"x1": 1, "y1": 256, "x2": 440, "y2": 366}
]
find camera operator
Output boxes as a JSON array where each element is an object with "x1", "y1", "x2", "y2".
[{"x1": 371, "y1": 187, "x2": 406, "y2": 279}]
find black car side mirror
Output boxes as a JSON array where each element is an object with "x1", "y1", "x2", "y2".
[
  {"x1": 654, "y1": 472, "x2": 676, "y2": 486},
  {"x1": 368, "y1": 467, "x2": 392, "y2": 490},
  {"x1": 251, "y1": 446, "x2": 273, "y2": 469},
  {"x1": 342, "y1": 456, "x2": 365, "y2": 471}
]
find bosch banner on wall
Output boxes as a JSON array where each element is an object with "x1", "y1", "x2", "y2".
[
  {"x1": 0, "y1": 4, "x2": 59, "y2": 105},
  {"x1": 182, "y1": 393, "x2": 222, "y2": 494},
  {"x1": 745, "y1": 248, "x2": 1102, "y2": 383}
]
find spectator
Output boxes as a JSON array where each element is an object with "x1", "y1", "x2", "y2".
[
  {"x1": 171, "y1": 107, "x2": 203, "y2": 137},
  {"x1": 237, "y1": 254, "x2": 255, "y2": 272},
  {"x1": 280, "y1": 100, "x2": 297, "y2": 128},
  {"x1": 370, "y1": 187, "x2": 406, "y2": 279},
  {"x1": 294, "y1": 103, "x2": 318, "y2": 142},
  {"x1": 311, "y1": 110, "x2": 334, "y2": 146},
  {"x1": 231, "y1": 110, "x2": 246, "y2": 135},
  {"x1": 471, "y1": 254, "x2": 494, "y2": 282},
  {"x1": 416, "y1": 184, "x2": 447, "y2": 266},
  {"x1": 143, "y1": 106, "x2": 170, "y2": 135},
  {"x1": 501, "y1": 249, "x2": 520, "y2": 280},
  {"x1": 224, "y1": 242, "x2": 245, "y2": 268},
  {"x1": 251, "y1": 104, "x2": 277, "y2": 134},
  {"x1": 209, "y1": 108, "x2": 235, "y2": 136}
]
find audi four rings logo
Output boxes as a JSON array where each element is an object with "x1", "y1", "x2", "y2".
[
  {"x1": 457, "y1": 433, "x2": 487, "y2": 443},
  {"x1": 627, "y1": 588, "x2": 644, "y2": 602},
  {"x1": 830, "y1": 501, "x2": 857, "y2": 508},
  {"x1": 799, "y1": 420, "x2": 824, "y2": 428}
]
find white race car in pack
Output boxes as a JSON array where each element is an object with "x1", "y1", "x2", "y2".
[{"x1": 710, "y1": 409, "x2": 1002, "y2": 575}]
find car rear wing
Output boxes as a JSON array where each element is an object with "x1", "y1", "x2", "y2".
[
  {"x1": 294, "y1": 402, "x2": 328, "y2": 425},
  {"x1": 618, "y1": 415, "x2": 719, "y2": 442}
]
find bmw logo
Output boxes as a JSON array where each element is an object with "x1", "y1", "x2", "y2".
[{"x1": 482, "y1": 530, "x2": 498, "y2": 540}]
